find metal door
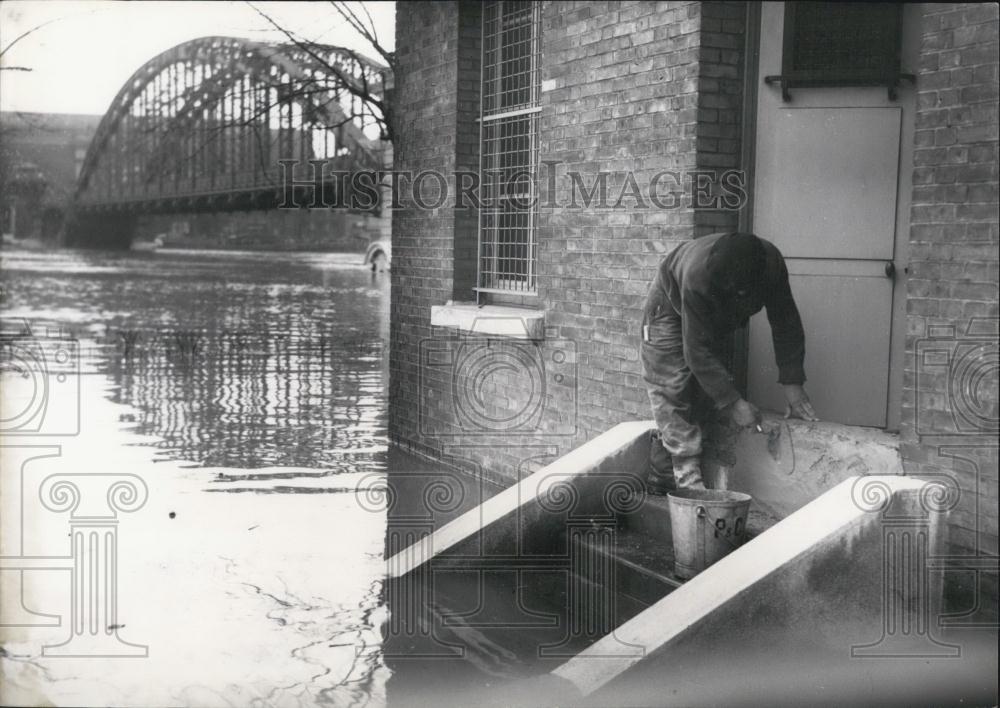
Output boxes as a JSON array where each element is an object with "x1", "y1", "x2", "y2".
[{"x1": 747, "y1": 2, "x2": 919, "y2": 428}]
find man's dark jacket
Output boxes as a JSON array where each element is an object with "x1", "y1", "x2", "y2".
[{"x1": 643, "y1": 231, "x2": 806, "y2": 408}]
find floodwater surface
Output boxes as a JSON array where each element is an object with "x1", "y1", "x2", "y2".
[{"x1": 0, "y1": 247, "x2": 414, "y2": 707}]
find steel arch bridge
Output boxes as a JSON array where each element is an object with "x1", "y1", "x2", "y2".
[{"x1": 69, "y1": 36, "x2": 388, "y2": 246}]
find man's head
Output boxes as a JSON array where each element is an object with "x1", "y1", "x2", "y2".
[{"x1": 706, "y1": 232, "x2": 767, "y2": 298}]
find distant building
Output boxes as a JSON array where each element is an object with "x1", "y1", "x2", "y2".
[
  {"x1": 389, "y1": 2, "x2": 998, "y2": 618},
  {"x1": 0, "y1": 112, "x2": 101, "y2": 240}
]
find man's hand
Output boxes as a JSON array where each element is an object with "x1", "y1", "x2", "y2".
[
  {"x1": 729, "y1": 398, "x2": 761, "y2": 428},
  {"x1": 783, "y1": 384, "x2": 818, "y2": 421}
]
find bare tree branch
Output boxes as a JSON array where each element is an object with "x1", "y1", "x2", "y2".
[
  {"x1": 245, "y1": 0, "x2": 393, "y2": 143},
  {"x1": 75, "y1": 5, "x2": 396, "y2": 203},
  {"x1": 330, "y1": 1, "x2": 395, "y2": 71},
  {"x1": 0, "y1": 16, "x2": 62, "y2": 59}
]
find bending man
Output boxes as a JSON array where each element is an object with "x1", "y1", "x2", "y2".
[{"x1": 641, "y1": 231, "x2": 817, "y2": 492}]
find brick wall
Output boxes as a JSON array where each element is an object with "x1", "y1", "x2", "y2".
[
  {"x1": 391, "y1": 3, "x2": 1000, "y2": 622},
  {"x1": 694, "y1": 1, "x2": 746, "y2": 237},
  {"x1": 901, "y1": 2, "x2": 998, "y2": 619},
  {"x1": 389, "y1": 1, "x2": 481, "y2": 465},
  {"x1": 391, "y1": 1, "x2": 748, "y2": 480}
]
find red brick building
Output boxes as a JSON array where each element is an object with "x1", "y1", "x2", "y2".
[{"x1": 389, "y1": 2, "x2": 998, "y2": 618}]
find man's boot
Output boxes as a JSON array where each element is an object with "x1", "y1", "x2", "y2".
[
  {"x1": 673, "y1": 456, "x2": 706, "y2": 490},
  {"x1": 647, "y1": 431, "x2": 675, "y2": 496}
]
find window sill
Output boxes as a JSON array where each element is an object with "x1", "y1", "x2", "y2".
[{"x1": 430, "y1": 303, "x2": 545, "y2": 340}]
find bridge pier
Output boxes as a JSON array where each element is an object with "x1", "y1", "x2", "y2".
[{"x1": 64, "y1": 212, "x2": 137, "y2": 250}]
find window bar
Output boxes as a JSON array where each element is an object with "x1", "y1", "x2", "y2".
[
  {"x1": 474, "y1": 0, "x2": 491, "y2": 303},
  {"x1": 476, "y1": 0, "x2": 540, "y2": 295},
  {"x1": 526, "y1": 1, "x2": 540, "y2": 292}
]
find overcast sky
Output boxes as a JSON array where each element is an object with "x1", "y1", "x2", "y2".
[{"x1": 0, "y1": 1, "x2": 396, "y2": 115}]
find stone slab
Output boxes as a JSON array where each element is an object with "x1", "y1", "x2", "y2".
[{"x1": 430, "y1": 303, "x2": 546, "y2": 339}]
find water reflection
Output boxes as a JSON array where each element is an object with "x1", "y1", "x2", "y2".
[
  {"x1": 0, "y1": 247, "x2": 396, "y2": 706},
  {"x1": 106, "y1": 325, "x2": 385, "y2": 468},
  {"x1": 1, "y1": 248, "x2": 390, "y2": 472}
]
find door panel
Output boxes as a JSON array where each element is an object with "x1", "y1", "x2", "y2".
[
  {"x1": 748, "y1": 2, "x2": 917, "y2": 428},
  {"x1": 748, "y1": 263, "x2": 893, "y2": 427},
  {"x1": 754, "y1": 107, "x2": 902, "y2": 260}
]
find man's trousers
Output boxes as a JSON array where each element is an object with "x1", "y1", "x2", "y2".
[{"x1": 640, "y1": 300, "x2": 716, "y2": 488}]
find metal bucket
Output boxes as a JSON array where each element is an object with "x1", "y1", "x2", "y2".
[{"x1": 667, "y1": 488, "x2": 752, "y2": 579}]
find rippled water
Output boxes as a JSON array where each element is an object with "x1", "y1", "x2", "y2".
[
  {"x1": 0, "y1": 247, "x2": 401, "y2": 707},
  {"x1": 1, "y1": 247, "x2": 390, "y2": 471}
]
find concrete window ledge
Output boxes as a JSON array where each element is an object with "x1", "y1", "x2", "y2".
[{"x1": 430, "y1": 302, "x2": 545, "y2": 339}]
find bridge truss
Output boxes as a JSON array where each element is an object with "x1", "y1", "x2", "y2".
[{"x1": 73, "y1": 36, "x2": 388, "y2": 230}]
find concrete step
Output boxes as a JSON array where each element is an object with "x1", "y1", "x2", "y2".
[
  {"x1": 552, "y1": 476, "x2": 955, "y2": 704},
  {"x1": 407, "y1": 526, "x2": 684, "y2": 683},
  {"x1": 417, "y1": 564, "x2": 603, "y2": 680},
  {"x1": 573, "y1": 527, "x2": 682, "y2": 610}
]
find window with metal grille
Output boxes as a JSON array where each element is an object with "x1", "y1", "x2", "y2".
[
  {"x1": 765, "y1": 2, "x2": 910, "y2": 100},
  {"x1": 785, "y1": 2, "x2": 902, "y2": 81},
  {"x1": 478, "y1": 0, "x2": 541, "y2": 294}
]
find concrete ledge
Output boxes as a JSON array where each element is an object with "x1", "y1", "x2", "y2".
[
  {"x1": 385, "y1": 420, "x2": 652, "y2": 578},
  {"x1": 388, "y1": 416, "x2": 904, "y2": 580},
  {"x1": 705, "y1": 411, "x2": 902, "y2": 520},
  {"x1": 623, "y1": 415, "x2": 901, "y2": 534},
  {"x1": 430, "y1": 303, "x2": 545, "y2": 339}
]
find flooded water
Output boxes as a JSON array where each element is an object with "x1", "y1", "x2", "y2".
[
  {"x1": 1, "y1": 247, "x2": 390, "y2": 470},
  {"x1": 0, "y1": 247, "x2": 423, "y2": 707}
]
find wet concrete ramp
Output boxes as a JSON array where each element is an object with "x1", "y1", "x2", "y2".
[{"x1": 383, "y1": 423, "x2": 995, "y2": 706}]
